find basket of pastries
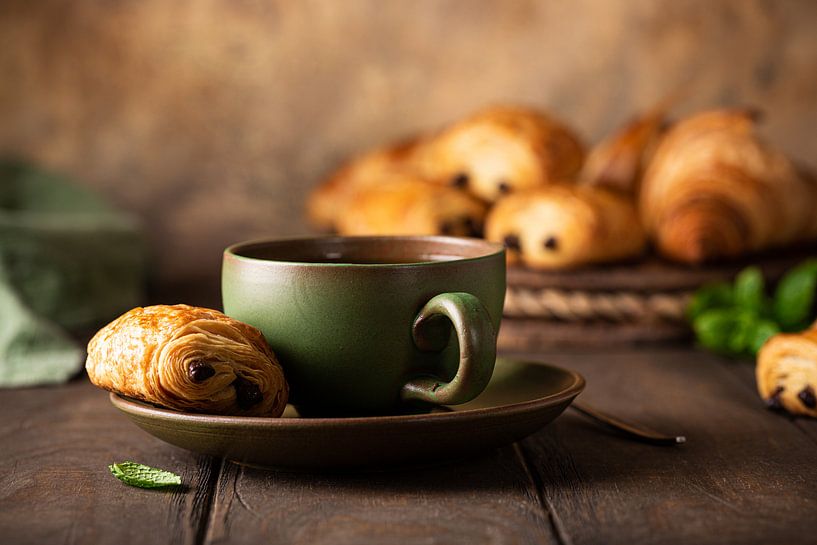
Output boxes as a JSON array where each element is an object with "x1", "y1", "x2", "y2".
[{"x1": 305, "y1": 103, "x2": 817, "y2": 350}]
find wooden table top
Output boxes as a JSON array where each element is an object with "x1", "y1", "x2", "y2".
[{"x1": 2, "y1": 346, "x2": 816, "y2": 545}]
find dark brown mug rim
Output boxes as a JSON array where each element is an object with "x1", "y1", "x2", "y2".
[{"x1": 224, "y1": 235, "x2": 505, "y2": 268}]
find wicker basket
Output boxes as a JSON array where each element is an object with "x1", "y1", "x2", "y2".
[{"x1": 497, "y1": 247, "x2": 813, "y2": 351}]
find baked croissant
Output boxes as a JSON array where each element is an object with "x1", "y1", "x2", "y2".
[
  {"x1": 417, "y1": 106, "x2": 585, "y2": 202},
  {"x1": 307, "y1": 137, "x2": 426, "y2": 231},
  {"x1": 580, "y1": 105, "x2": 668, "y2": 194},
  {"x1": 336, "y1": 176, "x2": 487, "y2": 237},
  {"x1": 484, "y1": 184, "x2": 646, "y2": 269},
  {"x1": 640, "y1": 108, "x2": 817, "y2": 264},
  {"x1": 86, "y1": 305, "x2": 288, "y2": 416},
  {"x1": 757, "y1": 322, "x2": 817, "y2": 418}
]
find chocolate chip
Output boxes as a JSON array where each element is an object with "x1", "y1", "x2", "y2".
[
  {"x1": 464, "y1": 217, "x2": 482, "y2": 237},
  {"x1": 798, "y1": 386, "x2": 816, "y2": 408},
  {"x1": 439, "y1": 221, "x2": 454, "y2": 235},
  {"x1": 188, "y1": 361, "x2": 215, "y2": 383},
  {"x1": 497, "y1": 181, "x2": 511, "y2": 194},
  {"x1": 503, "y1": 234, "x2": 521, "y2": 252},
  {"x1": 766, "y1": 386, "x2": 785, "y2": 411},
  {"x1": 543, "y1": 236, "x2": 559, "y2": 251},
  {"x1": 233, "y1": 376, "x2": 263, "y2": 409},
  {"x1": 451, "y1": 173, "x2": 469, "y2": 188}
]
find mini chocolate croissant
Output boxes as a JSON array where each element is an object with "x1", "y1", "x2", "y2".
[
  {"x1": 640, "y1": 108, "x2": 817, "y2": 264},
  {"x1": 307, "y1": 137, "x2": 427, "y2": 232},
  {"x1": 757, "y1": 322, "x2": 817, "y2": 418},
  {"x1": 417, "y1": 105, "x2": 585, "y2": 202},
  {"x1": 86, "y1": 305, "x2": 288, "y2": 416},
  {"x1": 485, "y1": 184, "x2": 646, "y2": 269},
  {"x1": 336, "y1": 176, "x2": 487, "y2": 237}
]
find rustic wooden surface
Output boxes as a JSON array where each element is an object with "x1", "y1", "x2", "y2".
[{"x1": 2, "y1": 347, "x2": 817, "y2": 545}]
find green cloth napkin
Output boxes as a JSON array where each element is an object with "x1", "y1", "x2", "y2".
[{"x1": 0, "y1": 159, "x2": 146, "y2": 387}]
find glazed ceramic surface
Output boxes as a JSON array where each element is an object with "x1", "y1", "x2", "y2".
[
  {"x1": 222, "y1": 236, "x2": 506, "y2": 415},
  {"x1": 110, "y1": 359, "x2": 584, "y2": 470}
]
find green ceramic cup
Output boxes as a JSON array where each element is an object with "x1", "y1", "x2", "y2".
[{"x1": 222, "y1": 236, "x2": 506, "y2": 416}]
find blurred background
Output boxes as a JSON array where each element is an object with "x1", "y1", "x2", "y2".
[{"x1": 2, "y1": 0, "x2": 816, "y2": 299}]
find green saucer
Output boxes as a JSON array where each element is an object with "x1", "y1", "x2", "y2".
[{"x1": 109, "y1": 358, "x2": 584, "y2": 470}]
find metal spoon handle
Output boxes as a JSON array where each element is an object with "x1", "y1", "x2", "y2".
[{"x1": 570, "y1": 401, "x2": 686, "y2": 447}]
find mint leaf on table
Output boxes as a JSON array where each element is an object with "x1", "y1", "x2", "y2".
[
  {"x1": 773, "y1": 259, "x2": 817, "y2": 331},
  {"x1": 109, "y1": 462, "x2": 181, "y2": 489}
]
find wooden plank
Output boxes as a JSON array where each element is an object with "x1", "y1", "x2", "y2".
[
  {"x1": 513, "y1": 348, "x2": 817, "y2": 545},
  {"x1": 204, "y1": 447, "x2": 557, "y2": 545},
  {"x1": 0, "y1": 379, "x2": 218, "y2": 545},
  {"x1": 720, "y1": 356, "x2": 817, "y2": 448},
  {"x1": 7, "y1": 347, "x2": 817, "y2": 545}
]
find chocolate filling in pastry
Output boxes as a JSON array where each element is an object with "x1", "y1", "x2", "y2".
[
  {"x1": 233, "y1": 375, "x2": 263, "y2": 409},
  {"x1": 766, "y1": 386, "x2": 785, "y2": 410},
  {"x1": 439, "y1": 217, "x2": 483, "y2": 237},
  {"x1": 464, "y1": 217, "x2": 482, "y2": 237},
  {"x1": 503, "y1": 234, "x2": 521, "y2": 252},
  {"x1": 188, "y1": 361, "x2": 216, "y2": 383},
  {"x1": 799, "y1": 386, "x2": 816, "y2": 409},
  {"x1": 450, "y1": 172, "x2": 469, "y2": 188}
]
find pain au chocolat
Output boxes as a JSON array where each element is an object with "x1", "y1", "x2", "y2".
[
  {"x1": 485, "y1": 184, "x2": 646, "y2": 270},
  {"x1": 86, "y1": 305, "x2": 288, "y2": 416},
  {"x1": 757, "y1": 322, "x2": 817, "y2": 418}
]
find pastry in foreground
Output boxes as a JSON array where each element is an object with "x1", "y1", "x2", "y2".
[
  {"x1": 485, "y1": 184, "x2": 646, "y2": 269},
  {"x1": 306, "y1": 137, "x2": 427, "y2": 231},
  {"x1": 640, "y1": 108, "x2": 817, "y2": 264},
  {"x1": 86, "y1": 305, "x2": 288, "y2": 416},
  {"x1": 756, "y1": 322, "x2": 817, "y2": 418},
  {"x1": 335, "y1": 176, "x2": 488, "y2": 237},
  {"x1": 418, "y1": 105, "x2": 585, "y2": 202}
]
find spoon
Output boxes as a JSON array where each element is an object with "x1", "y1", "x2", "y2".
[{"x1": 569, "y1": 401, "x2": 686, "y2": 446}]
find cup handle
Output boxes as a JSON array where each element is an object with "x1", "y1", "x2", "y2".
[{"x1": 401, "y1": 292, "x2": 496, "y2": 406}]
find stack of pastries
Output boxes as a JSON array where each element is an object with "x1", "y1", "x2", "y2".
[{"x1": 307, "y1": 104, "x2": 817, "y2": 270}]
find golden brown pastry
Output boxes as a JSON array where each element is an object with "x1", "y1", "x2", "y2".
[
  {"x1": 579, "y1": 105, "x2": 668, "y2": 194},
  {"x1": 640, "y1": 108, "x2": 817, "y2": 264},
  {"x1": 336, "y1": 176, "x2": 488, "y2": 237},
  {"x1": 485, "y1": 184, "x2": 646, "y2": 269},
  {"x1": 307, "y1": 137, "x2": 427, "y2": 231},
  {"x1": 757, "y1": 322, "x2": 817, "y2": 418},
  {"x1": 417, "y1": 106, "x2": 585, "y2": 202},
  {"x1": 86, "y1": 305, "x2": 288, "y2": 416}
]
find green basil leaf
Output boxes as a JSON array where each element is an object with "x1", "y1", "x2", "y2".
[
  {"x1": 109, "y1": 462, "x2": 181, "y2": 489},
  {"x1": 726, "y1": 311, "x2": 757, "y2": 354},
  {"x1": 687, "y1": 282, "x2": 733, "y2": 321},
  {"x1": 748, "y1": 319, "x2": 780, "y2": 355},
  {"x1": 773, "y1": 259, "x2": 817, "y2": 331},
  {"x1": 693, "y1": 308, "x2": 743, "y2": 355},
  {"x1": 734, "y1": 266, "x2": 765, "y2": 313}
]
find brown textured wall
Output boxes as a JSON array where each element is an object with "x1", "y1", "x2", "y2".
[{"x1": 1, "y1": 0, "x2": 816, "y2": 289}]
